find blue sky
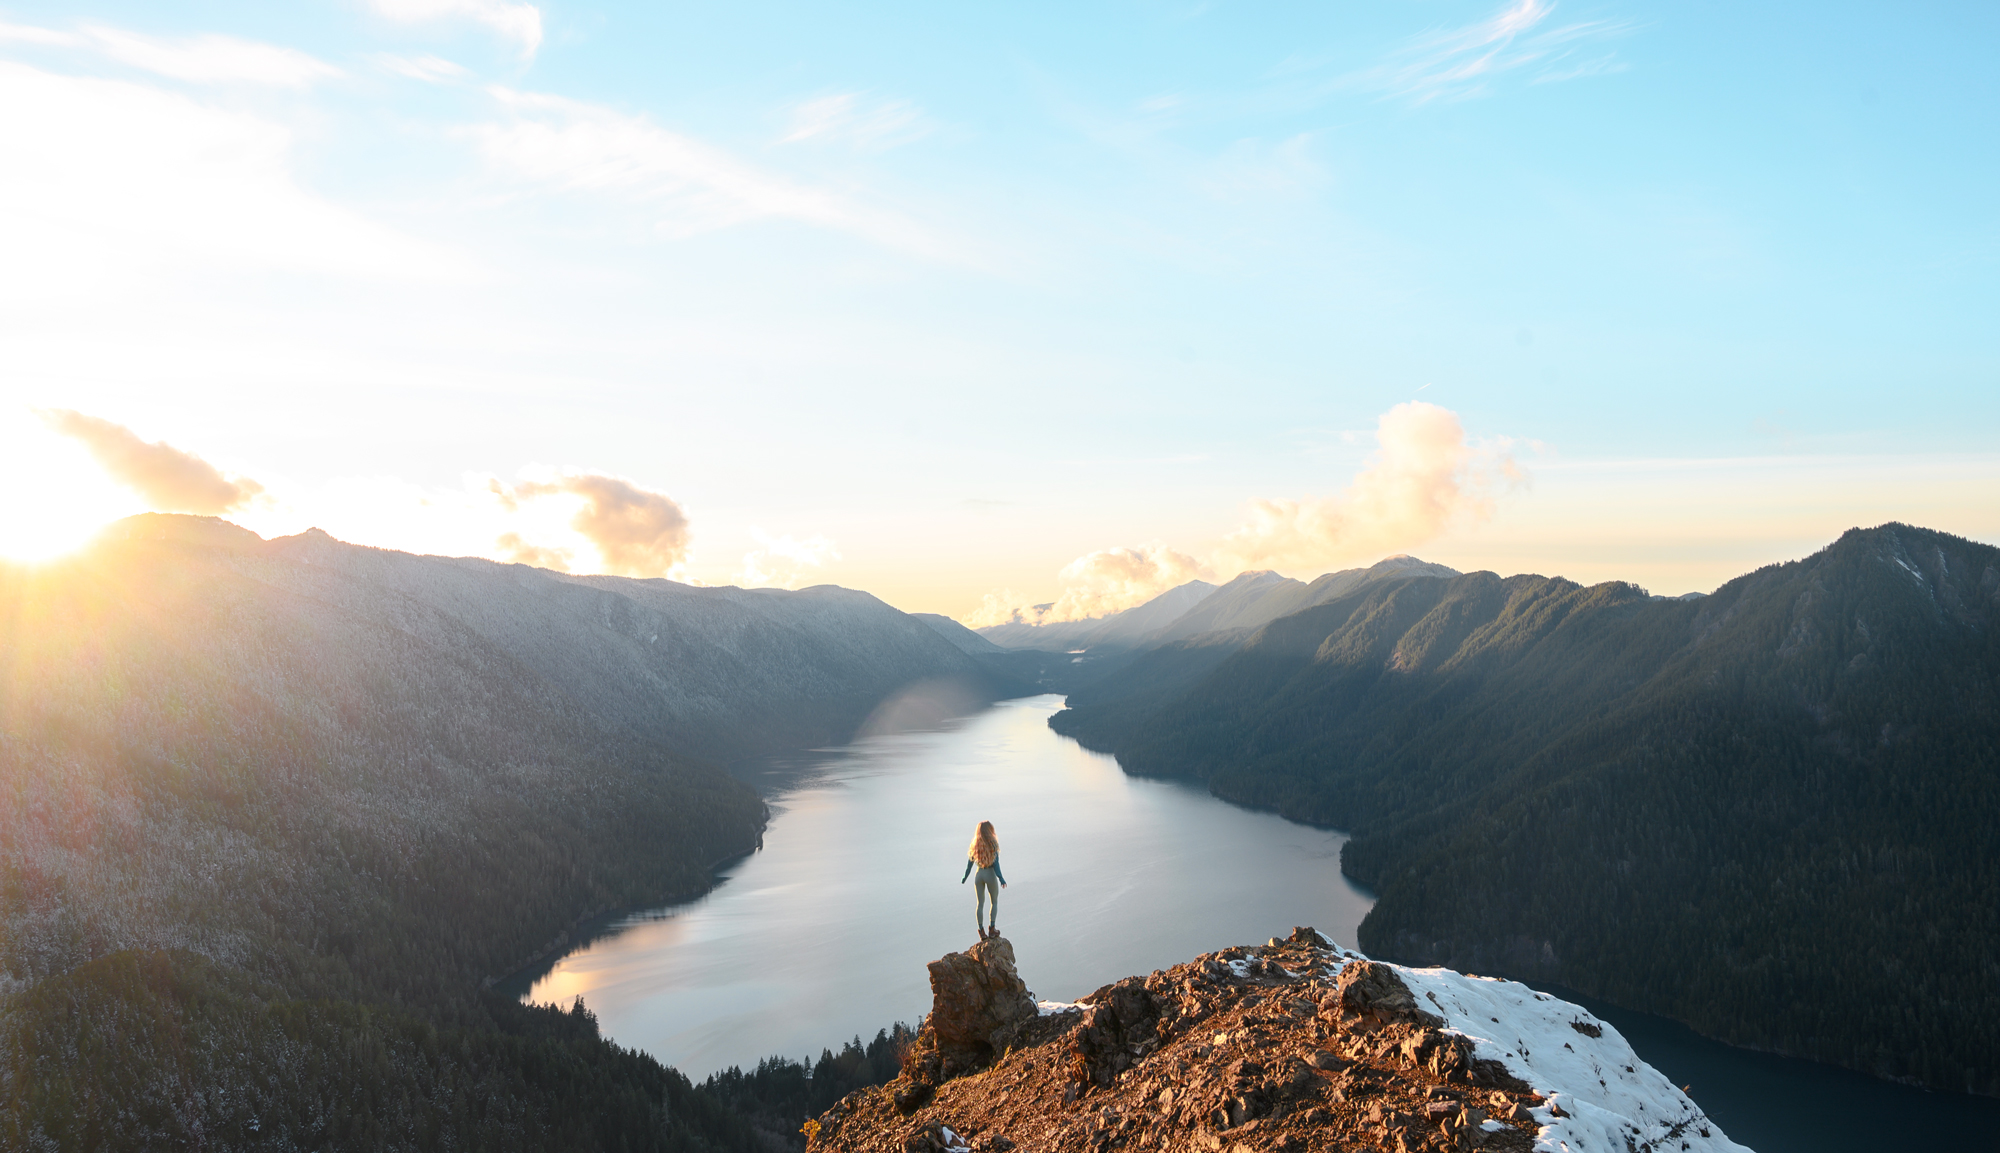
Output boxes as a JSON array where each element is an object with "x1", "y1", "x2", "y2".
[{"x1": 1, "y1": 0, "x2": 1995, "y2": 616}]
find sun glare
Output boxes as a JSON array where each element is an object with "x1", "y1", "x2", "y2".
[{"x1": 0, "y1": 413, "x2": 142, "y2": 564}]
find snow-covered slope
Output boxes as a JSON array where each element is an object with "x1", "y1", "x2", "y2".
[{"x1": 1314, "y1": 938, "x2": 1750, "y2": 1153}]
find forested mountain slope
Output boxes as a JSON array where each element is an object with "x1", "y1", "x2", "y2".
[
  {"x1": 1051, "y1": 523, "x2": 2000, "y2": 1097},
  {"x1": 258, "y1": 520, "x2": 1020, "y2": 762},
  {"x1": 0, "y1": 514, "x2": 1017, "y2": 1149}
]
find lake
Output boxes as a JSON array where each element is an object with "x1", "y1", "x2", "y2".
[{"x1": 513, "y1": 693, "x2": 1375, "y2": 1078}]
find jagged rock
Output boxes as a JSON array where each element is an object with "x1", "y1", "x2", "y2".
[
  {"x1": 1065, "y1": 974, "x2": 1166, "y2": 1089},
  {"x1": 926, "y1": 936, "x2": 1037, "y2": 1051},
  {"x1": 1332, "y1": 960, "x2": 1442, "y2": 1032}
]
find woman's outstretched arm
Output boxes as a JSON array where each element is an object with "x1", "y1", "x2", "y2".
[
  {"x1": 995, "y1": 859, "x2": 1007, "y2": 886},
  {"x1": 961, "y1": 858, "x2": 973, "y2": 883}
]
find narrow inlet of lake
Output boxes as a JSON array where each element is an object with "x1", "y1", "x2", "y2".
[{"x1": 516, "y1": 694, "x2": 1375, "y2": 1079}]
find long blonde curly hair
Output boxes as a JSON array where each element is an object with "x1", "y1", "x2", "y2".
[{"x1": 967, "y1": 820, "x2": 999, "y2": 868}]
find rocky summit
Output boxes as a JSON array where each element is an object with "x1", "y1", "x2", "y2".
[{"x1": 807, "y1": 928, "x2": 1750, "y2": 1153}]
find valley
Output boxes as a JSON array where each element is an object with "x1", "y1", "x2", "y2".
[{"x1": 2, "y1": 515, "x2": 1994, "y2": 1152}]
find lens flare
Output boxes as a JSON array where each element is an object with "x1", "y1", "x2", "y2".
[{"x1": 0, "y1": 412, "x2": 142, "y2": 563}]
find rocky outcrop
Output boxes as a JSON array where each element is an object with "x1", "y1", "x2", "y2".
[
  {"x1": 896, "y1": 937, "x2": 1061, "y2": 1106},
  {"x1": 809, "y1": 927, "x2": 1749, "y2": 1153},
  {"x1": 926, "y1": 937, "x2": 1038, "y2": 1051}
]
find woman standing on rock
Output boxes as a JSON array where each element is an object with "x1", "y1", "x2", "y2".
[{"x1": 960, "y1": 820, "x2": 1007, "y2": 940}]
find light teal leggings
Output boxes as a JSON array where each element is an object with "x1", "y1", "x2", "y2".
[{"x1": 973, "y1": 866, "x2": 1000, "y2": 929}]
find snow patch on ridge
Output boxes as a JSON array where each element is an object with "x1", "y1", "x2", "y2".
[{"x1": 1387, "y1": 962, "x2": 1753, "y2": 1153}]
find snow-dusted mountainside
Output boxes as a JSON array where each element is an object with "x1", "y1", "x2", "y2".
[{"x1": 812, "y1": 927, "x2": 1747, "y2": 1153}]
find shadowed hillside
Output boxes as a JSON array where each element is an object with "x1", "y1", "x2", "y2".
[
  {"x1": 0, "y1": 514, "x2": 1023, "y2": 1149},
  {"x1": 1052, "y1": 523, "x2": 2000, "y2": 1097}
]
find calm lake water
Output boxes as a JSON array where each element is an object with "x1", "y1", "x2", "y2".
[{"x1": 514, "y1": 694, "x2": 1375, "y2": 1079}]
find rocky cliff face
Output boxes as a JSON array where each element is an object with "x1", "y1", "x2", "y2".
[{"x1": 809, "y1": 929, "x2": 1749, "y2": 1153}]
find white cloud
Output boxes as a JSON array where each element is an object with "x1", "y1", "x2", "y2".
[
  {"x1": 0, "y1": 22, "x2": 78, "y2": 46},
  {"x1": 472, "y1": 87, "x2": 958, "y2": 256},
  {"x1": 79, "y1": 24, "x2": 343, "y2": 87},
  {"x1": 492, "y1": 471, "x2": 692, "y2": 579},
  {"x1": 1364, "y1": 0, "x2": 1635, "y2": 105},
  {"x1": 780, "y1": 93, "x2": 931, "y2": 153},
  {"x1": 1216, "y1": 401, "x2": 1526, "y2": 570},
  {"x1": 374, "y1": 53, "x2": 471, "y2": 84},
  {"x1": 736, "y1": 530, "x2": 839, "y2": 589},
  {"x1": 367, "y1": 0, "x2": 542, "y2": 59},
  {"x1": 40, "y1": 409, "x2": 264, "y2": 514},
  {"x1": 965, "y1": 403, "x2": 1531, "y2": 628},
  {"x1": 0, "y1": 61, "x2": 462, "y2": 300},
  {"x1": 495, "y1": 530, "x2": 572, "y2": 571},
  {"x1": 0, "y1": 20, "x2": 341, "y2": 87}
]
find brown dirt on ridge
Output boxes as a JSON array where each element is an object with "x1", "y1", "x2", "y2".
[{"x1": 807, "y1": 927, "x2": 1547, "y2": 1153}]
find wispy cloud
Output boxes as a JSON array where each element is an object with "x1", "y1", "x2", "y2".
[
  {"x1": 0, "y1": 59, "x2": 463, "y2": 291},
  {"x1": 1197, "y1": 133, "x2": 1327, "y2": 200},
  {"x1": 472, "y1": 87, "x2": 960, "y2": 258},
  {"x1": 1362, "y1": 0, "x2": 1633, "y2": 105},
  {"x1": 0, "y1": 20, "x2": 341, "y2": 87},
  {"x1": 367, "y1": 0, "x2": 542, "y2": 60},
  {"x1": 81, "y1": 24, "x2": 343, "y2": 87},
  {"x1": 373, "y1": 53, "x2": 470, "y2": 84},
  {"x1": 39, "y1": 409, "x2": 264, "y2": 514},
  {"x1": 779, "y1": 93, "x2": 932, "y2": 153},
  {"x1": 0, "y1": 22, "x2": 83, "y2": 47}
]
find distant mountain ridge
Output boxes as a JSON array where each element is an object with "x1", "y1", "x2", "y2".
[
  {"x1": 974, "y1": 556, "x2": 1462, "y2": 654},
  {"x1": 1050, "y1": 523, "x2": 2000, "y2": 1097},
  {"x1": 974, "y1": 579, "x2": 1220, "y2": 651},
  {"x1": 912, "y1": 612, "x2": 1006, "y2": 654}
]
